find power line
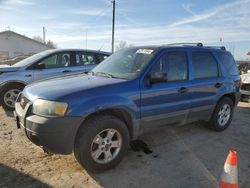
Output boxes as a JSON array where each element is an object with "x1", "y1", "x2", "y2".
[
  {"x1": 43, "y1": 3, "x2": 114, "y2": 50},
  {"x1": 46, "y1": 4, "x2": 112, "y2": 39}
]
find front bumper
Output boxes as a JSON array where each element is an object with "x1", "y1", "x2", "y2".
[{"x1": 15, "y1": 99, "x2": 83, "y2": 155}]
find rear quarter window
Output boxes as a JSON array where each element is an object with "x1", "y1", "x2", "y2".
[
  {"x1": 221, "y1": 52, "x2": 239, "y2": 76},
  {"x1": 192, "y1": 51, "x2": 219, "y2": 79}
]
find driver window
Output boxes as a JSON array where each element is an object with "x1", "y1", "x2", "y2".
[
  {"x1": 40, "y1": 54, "x2": 57, "y2": 69},
  {"x1": 150, "y1": 51, "x2": 188, "y2": 82},
  {"x1": 38, "y1": 53, "x2": 71, "y2": 69}
]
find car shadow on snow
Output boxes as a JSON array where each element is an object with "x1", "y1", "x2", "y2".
[{"x1": 0, "y1": 163, "x2": 50, "y2": 188}]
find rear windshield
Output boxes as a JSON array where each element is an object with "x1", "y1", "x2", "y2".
[{"x1": 221, "y1": 52, "x2": 239, "y2": 76}]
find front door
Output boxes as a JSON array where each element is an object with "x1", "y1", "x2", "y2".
[
  {"x1": 32, "y1": 52, "x2": 73, "y2": 81},
  {"x1": 140, "y1": 51, "x2": 191, "y2": 127}
]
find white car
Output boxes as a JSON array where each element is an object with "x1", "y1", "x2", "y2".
[{"x1": 241, "y1": 71, "x2": 250, "y2": 102}]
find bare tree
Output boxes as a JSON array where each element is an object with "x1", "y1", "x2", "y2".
[
  {"x1": 32, "y1": 36, "x2": 43, "y2": 43},
  {"x1": 115, "y1": 41, "x2": 133, "y2": 51},
  {"x1": 32, "y1": 36, "x2": 56, "y2": 48},
  {"x1": 46, "y1": 40, "x2": 56, "y2": 48}
]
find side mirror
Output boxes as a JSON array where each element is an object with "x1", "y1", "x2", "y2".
[
  {"x1": 36, "y1": 63, "x2": 45, "y2": 70},
  {"x1": 150, "y1": 72, "x2": 167, "y2": 84}
]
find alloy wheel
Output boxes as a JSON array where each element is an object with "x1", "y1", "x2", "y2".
[
  {"x1": 3, "y1": 89, "x2": 21, "y2": 108},
  {"x1": 91, "y1": 128, "x2": 122, "y2": 164},
  {"x1": 218, "y1": 104, "x2": 231, "y2": 126}
]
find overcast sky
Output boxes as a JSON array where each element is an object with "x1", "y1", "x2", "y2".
[{"x1": 0, "y1": 0, "x2": 250, "y2": 60}]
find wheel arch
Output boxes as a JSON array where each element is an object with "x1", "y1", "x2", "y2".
[
  {"x1": 77, "y1": 108, "x2": 135, "y2": 141},
  {"x1": 218, "y1": 93, "x2": 236, "y2": 106},
  {"x1": 0, "y1": 81, "x2": 27, "y2": 93}
]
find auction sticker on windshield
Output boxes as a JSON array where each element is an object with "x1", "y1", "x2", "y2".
[{"x1": 136, "y1": 49, "x2": 154, "y2": 55}]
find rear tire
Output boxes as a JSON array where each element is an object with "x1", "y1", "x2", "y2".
[
  {"x1": 0, "y1": 84, "x2": 24, "y2": 111},
  {"x1": 208, "y1": 97, "x2": 234, "y2": 131},
  {"x1": 74, "y1": 115, "x2": 129, "y2": 173}
]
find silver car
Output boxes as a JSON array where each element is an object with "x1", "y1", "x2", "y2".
[{"x1": 0, "y1": 49, "x2": 110, "y2": 110}]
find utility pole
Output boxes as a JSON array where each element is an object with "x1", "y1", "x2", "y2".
[
  {"x1": 43, "y1": 26, "x2": 46, "y2": 44},
  {"x1": 85, "y1": 29, "x2": 88, "y2": 49},
  {"x1": 111, "y1": 0, "x2": 115, "y2": 53}
]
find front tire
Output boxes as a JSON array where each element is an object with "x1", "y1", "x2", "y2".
[
  {"x1": 74, "y1": 115, "x2": 129, "y2": 173},
  {"x1": 208, "y1": 97, "x2": 234, "y2": 131},
  {"x1": 0, "y1": 84, "x2": 24, "y2": 111}
]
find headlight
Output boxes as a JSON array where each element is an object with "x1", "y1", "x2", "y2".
[{"x1": 33, "y1": 99, "x2": 68, "y2": 117}]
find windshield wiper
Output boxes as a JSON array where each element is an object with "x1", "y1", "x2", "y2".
[{"x1": 91, "y1": 71, "x2": 114, "y2": 78}]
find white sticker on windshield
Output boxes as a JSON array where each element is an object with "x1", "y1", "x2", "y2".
[{"x1": 136, "y1": 49, "x2": 154, "y2": 55}]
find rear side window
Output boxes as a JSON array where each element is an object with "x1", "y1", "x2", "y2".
[
  {"x1": 192, "y1": 52, "x2": 218, "y2": 79},
  {"x1": 75, "y1": 52, "x2": 97, "y2": 66},
  {"x1": 221, "y1": 53, "x2": 239, "y2": 76}
]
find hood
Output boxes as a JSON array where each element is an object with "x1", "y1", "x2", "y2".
[
  {"x1": 241, "y1": 73, "x2": 250, "y2": 83},
  {"x1": 23, "y1": 74, "x2": 126, "y2": 102},
  {"x1": 0, "y1": 65, "x2": 20, "y2": 72}
]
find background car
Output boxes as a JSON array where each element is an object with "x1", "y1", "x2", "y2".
[
  {"x1": 0, "y1": 49, "x2": 111, "y2": 110},
  {"x1": 237, "y1": 61, "x2": 250, "y2": 75},
  {"x1": 241, "y1": 72, "x2": 250, "y2": 102}
]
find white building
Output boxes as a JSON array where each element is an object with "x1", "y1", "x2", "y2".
[{"x1": 0, "y1": 30, "x2": 52, "y2": 61}]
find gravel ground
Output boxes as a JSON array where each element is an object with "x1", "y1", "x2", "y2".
[{"x1": 0, "y1": 102, "x2": 250, "y2": 188}]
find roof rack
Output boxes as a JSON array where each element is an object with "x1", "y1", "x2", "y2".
[
  {"x1": 168, "y1": 42, "x2": 203, "y2": 47},
  {"x1": 204, "y1": 46, "x2": 226, "y2": 50},
  {"x1": 167, "y1": 42, "x2": 226, "y2": 50}
]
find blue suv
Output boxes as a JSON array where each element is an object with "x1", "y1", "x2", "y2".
[{"x1": 15, "y1": 43, "x2": 241, "y2": 172}]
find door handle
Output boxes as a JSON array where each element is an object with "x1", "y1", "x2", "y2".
[
  {"x1": 25, "y1": 74, "x2": 32, "y2": 77},
  {"x1": 178, "y1": 87, "x2": 189, "y2": 93},
  {"x1": 62, "y1": 70, "x2": 71, "y2": 73},
  {"x1": 214, "y1": 83, "x2": 222, "y2": 88}
]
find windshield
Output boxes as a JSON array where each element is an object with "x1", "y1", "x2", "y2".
[
  {"x1": 12, "y1": 50, "x2": 52, "y2": 67},
  {"x1": 92, "y1": 48, "x2": 157, "y2": 80}
]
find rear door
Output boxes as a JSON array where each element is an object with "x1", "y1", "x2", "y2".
[
  {"x1": 32, "y1": 52, "x2": 73, "y2": 81},
  {"x1": 140, "y1": 50, "x2": 192, "y2": 127},
  {"x1": 187, "y1": 50, "x2": 224, "y2": 121}
]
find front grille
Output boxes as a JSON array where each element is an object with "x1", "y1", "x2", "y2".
[
  {"x1": 20, "y1": 94, "x2": 30, "y2": 109},
  {"x1": 241, "y1": 83, "x2": 250, "y2": 91}
]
